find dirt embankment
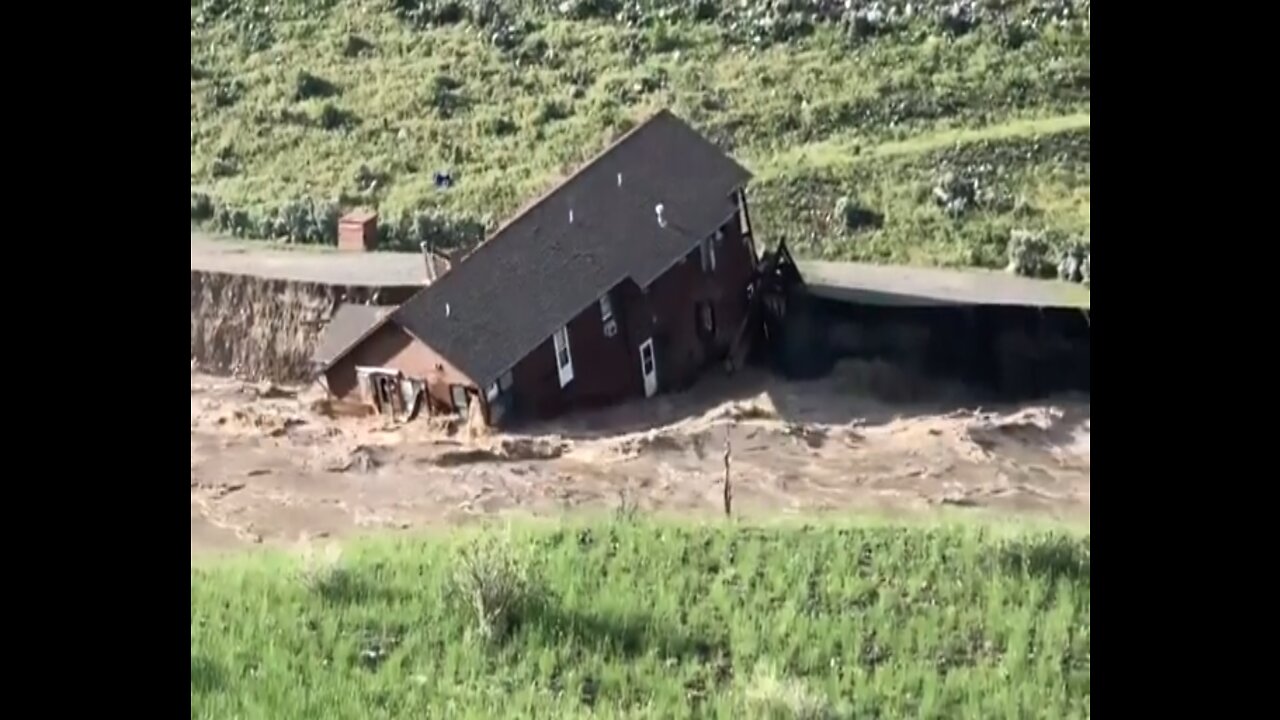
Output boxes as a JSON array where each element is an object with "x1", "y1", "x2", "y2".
[{"x1": 190, "y1": 271, "x2": 419, "y2": 382}]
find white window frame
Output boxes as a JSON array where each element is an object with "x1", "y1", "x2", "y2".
[
  {"x1": 450, "y1": 385, "x2": 469, "y2": 410},
  {"x1": 699, "y1": 301, "x2": 716, "y2": 335},
  {"x1": 737, "y1": 190, "x2": 751, "y2": 236},
  {"x1": 599, "y1": 292, "x2": 614, "y2": 322},
  {"x1": 553, "y1": 325, "x2": 574, "y2": 387}
]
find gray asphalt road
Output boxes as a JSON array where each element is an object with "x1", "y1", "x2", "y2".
[
  {"x1": 190, "y1": 231, "x2": 427, "y2": 286},
  {"x1": 191, "y1": 231, "x2": 1089, "y2": 309}
]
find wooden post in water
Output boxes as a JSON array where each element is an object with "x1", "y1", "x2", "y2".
[{"x1": 722, "y1": 422, "x2": 733, "y2": 518}]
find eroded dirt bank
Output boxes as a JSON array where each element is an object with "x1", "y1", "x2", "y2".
[
  {"x1": 190, "y1": 270, "x2": 420, "y2": 382},
  {"x1": 191, "y1": 361, "x2": 1089, "y2": 553}
]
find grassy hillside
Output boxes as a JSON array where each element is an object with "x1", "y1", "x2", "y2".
[
  {"x1": 191, "y1": 520, "x2": 1090, "y2": 718},
  {"x1": 190, "y1": 0, "x2": 1090, "y2": 274}
]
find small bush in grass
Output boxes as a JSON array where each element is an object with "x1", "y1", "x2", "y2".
[
  {"x1": 1006, "y1": 228, "x2": 1055, "y2": 277},
  {"x1": 834, "y1": 195, "x2": 883, "y2": 232},
  {"x1": 477, "y1": 114, "x2": 518, "y2": 137},
  {"x1": 298, "y1": 544, "x2": 356, "y2": 601},
  {"x1": 744, "y1": 662, "x2": 841, "y2": 720},
  {"x1": 932, "y1": 171, "x2": 979, "y2": 218},
  {"x1": 556, "y1": 0, "x2": 619, "y2": 21},
  {"x1": 210, "y1": 157, "x2": 239, "y2": 178},
  {"x1": 352, "y1": 164, "x2": 387, "y2": 193},
  {"x1": 207, "y1": 79, "x2": 244, "y2": 108},
  {"x1": 937, "y1": 1, "x2": 981, "y2": 36},
  {"x1": 1056, "y1": 237, "x2": 1089, "y2": 283},
  {"x1": 449, "y1": 532, "x2": 537, "y2": 643},
  {"x1": 428, "y1": 74, "x2": 468, "y2": 118},
  {"x1": 998, "y1": 19, "x2": 1038, "y2": 49},
  {"x1": 190, "y1": 192, "x2": 215, "y2": 221},
  {"x1": 214, "y1": 205, "x2": 254, "y2": 236},
  {"x1": 615, "y1": 488, "x2": 640, "y2": 523},
  {"x1": 342, "y1": 34, "x2": 375, "y2": 58},
  {"x1": 315, "y1": 103, "x2": 358, "y2": 131},
  {"x1": 536, "y1": 98, "x2": 572, "y2": 124},
  {"x1": 295, "y1": 71, "x2": 339, "y2": 101}
]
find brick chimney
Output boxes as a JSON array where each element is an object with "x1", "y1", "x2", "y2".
[{"x1": 338, "y1": 210, "x2": 378, "y2": 251}]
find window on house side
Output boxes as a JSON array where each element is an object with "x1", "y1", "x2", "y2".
[
  {"x1": 450, "y1": 385, "x2": 469, "y2": 410},
  {"x1": 600, "y1": 292, "x2": 613, "y2": 323},
  {"x1": 737, "y1": 190, "x2": 751, "y2": 236},
  {"x1": 553, "y1": 326, "x2": 574, "y2": 387},
  {"x1": 701, "y1": 237, "x2": 716, "y2": 273},
  {"x1": 499, "y1": 370, "x2": 514, "y2": 392},
  {"x1": 697, "y1": 301, "x2": 716, "y2": 338},
  {"x1": 486, "y1": 382, "x2": 499, "y2": 402}
]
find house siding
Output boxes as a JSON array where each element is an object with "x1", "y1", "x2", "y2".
[
  {"x1": 325, "y1": 322, "x2": 476, "y2": 411},
  {"x1": 503, "y1": 198, "x2": 757, "y2": 423},
  {"x1": 508, "y1": 280, "x2": 640, "y2": 420},
  {"x1": 634, "y1": 205, "x2": 757, "y2": 391}
]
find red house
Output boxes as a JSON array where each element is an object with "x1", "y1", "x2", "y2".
[{"x1": 314, "y1": 109, "x2": 758, "y2": 425}]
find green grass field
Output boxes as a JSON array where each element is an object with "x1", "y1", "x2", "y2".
[
  {"x1": 190, "y1": 0, "x2": 1090, "y2": 273},
  {"x1": 191, "y1": 520, "x2": 1090, "y2": 718}
]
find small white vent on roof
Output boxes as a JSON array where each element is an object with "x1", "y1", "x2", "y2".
[
  {"x1": 655, "y1": 203, "x2": 666, "y2": 228},
  {"x1": 445, "y1": 303, "x2": 451, "y2": 318},
  {"x1": 569, "y1": 208, "x2": 574, "y2": 224},
  {"x1": 617, "y1": 173, "x2": 623, "y2": 187}
]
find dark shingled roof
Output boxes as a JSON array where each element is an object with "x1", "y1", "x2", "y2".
[
  {"x1": 392, "y1": 109, "x2": 753, "y2": 388},
  {"x1": 311, "y1": 304, "x2": 396, "y2": 369}
]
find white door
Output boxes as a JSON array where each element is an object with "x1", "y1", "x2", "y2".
[
  {"x1": 553, "y1": 325, "x2": 574, "y2": 388},
  {"x1": 639, "y1": 338, "x2": 658, "y2": 398}
]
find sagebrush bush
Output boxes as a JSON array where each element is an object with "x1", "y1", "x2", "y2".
[
  {"x1": 295, "y1": 71, "x2": 339, "y2": 101},
  {"x1": 449, "y1": 533, "x2": 537, "y2": 643},
  {"x1": 744, "y1": 662, "x2": 842, "y2": 720},
  {"x1": 932, "y1": 171, "x2": 979, "y2": 218},
  {"x1": 315, "y1": 103, "x2": 358, "y2": 131},
  {"x1": 833, "y1": 195, "x2": 882, "y2": 232},
  {"x1": 1007, "y1": 228, "x2": 1055, "y2": 277},
  {"x1": 190, "y1": 192, "x2": 215, "y2": 221},
  {"x1": 1056, "y1": 237, "x2": 1089, "y2": 283},
  {"x1": 297, "y1": 544, "x2": 352, "y2": 600}
]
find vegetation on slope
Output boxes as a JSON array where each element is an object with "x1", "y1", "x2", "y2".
[
  {"x1": 190, "y1": 0, "x2": 1090, "y2": 275},
  {"x1": 191, "y1": 521, "x2": 1090, "y2": 718}
]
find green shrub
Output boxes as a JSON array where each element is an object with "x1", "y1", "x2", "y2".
[
  {"x1": 341, "y1": 33, "x2": 375, "y2": 57},
  {"x1": 206, "y1": 79, "x2": 244, "y2": 108},
  {"x1": 744, "y1": 662, "x2": 842, "y2": 720},
  {"x1": 315, "y1": 103, "x2": 358, "y2": 131},
  {"x1": 295, "y1": 71, "x2": 339, "y2": 101},
  {"x1": 1056, "y1": 237, "x2": 1089, "y2": 284},
  {"x1": 1006, "y1": 228, "x2": 1056, "y2": 278},
  {"x1": 449, "y1": 533, "x2": 538, "y2": 643},
  {"x1": 190, "y1": 192, "x2": 215, "y2": 221},
  {"x1": 932, "y1": 171, "x2": 979, "y2": 218},
  {"x1": 833, "y1": 195, "x2": 882, "y2": 232}
]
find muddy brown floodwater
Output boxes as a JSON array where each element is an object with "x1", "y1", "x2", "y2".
[{"x1": 190, "y1": 361, "x2": 1089, "y2": 554}]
